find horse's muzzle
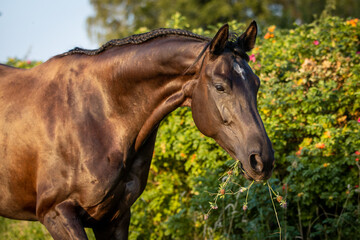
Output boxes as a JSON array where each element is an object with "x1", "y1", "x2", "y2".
[{"x1": 245, "y1": 153, "x2": 274, "y2": 181}]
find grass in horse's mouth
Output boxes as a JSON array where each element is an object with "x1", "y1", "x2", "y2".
[{"x1": 204, "y1": 160, "x2": 286, "y2": 239}]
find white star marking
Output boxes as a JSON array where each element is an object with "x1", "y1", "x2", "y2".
[{"x1": 234, "y1": 62, "x2": 245, "y2": 79}]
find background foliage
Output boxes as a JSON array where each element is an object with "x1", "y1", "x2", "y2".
[
  {"x1": 86, "y1": 0, "x2": 360, "y2": 43},
  {"x1": 128, "y1": 14, "x2": 360, "y2": 240},
  {"x1": 1, "y1": 14, "x2": 359, "y2": 240}
]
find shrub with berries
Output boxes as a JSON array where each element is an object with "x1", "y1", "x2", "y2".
[{"x1": 130, "y1": 15, "x2": 360, "y2": 240}]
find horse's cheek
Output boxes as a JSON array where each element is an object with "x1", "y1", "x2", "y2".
[{"x1": 191, "y1": 89, "x2": 216, "y2": 137}]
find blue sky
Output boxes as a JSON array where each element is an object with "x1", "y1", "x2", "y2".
[{"x1": 0, "y1": 0, "x2": 98, "y2": 63}]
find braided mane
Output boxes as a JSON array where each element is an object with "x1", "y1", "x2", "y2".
[{"x1": 60, "y1": 28, "x2": 211, "y2": 57}]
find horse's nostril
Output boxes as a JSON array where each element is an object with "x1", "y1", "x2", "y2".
[{"x1": 249, "y1": 154, "x2": 264, "y2": 173}]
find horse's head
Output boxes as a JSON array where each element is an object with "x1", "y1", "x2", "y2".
[{"x1": 191, "y1": 22, "x2": 274, "y2": 181}]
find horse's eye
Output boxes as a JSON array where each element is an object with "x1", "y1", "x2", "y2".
[{"x1": 215, "y1": 84, "x2": 225, "y2": 92}]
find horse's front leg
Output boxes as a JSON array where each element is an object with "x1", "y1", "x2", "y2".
[
  {"x1": 92, "y1": 209, "x2": 131, "y2": 240},
  {"x1": 41, "y1": 200, "x2": 88, "y2": 240}
]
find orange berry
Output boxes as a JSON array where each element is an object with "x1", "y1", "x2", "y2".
[
  {"x1": 324, "y1": 131, "x2": 331, "y2": 138},
  {"x1": 264, "y1": 32, "x2": 274, "y2": 39},
  {"x1": 315, "y1": 143, "x2": 325, "y2": 149},
  {"x1": 268, "y1": 25, "x2": 276, "y2": 32},
  {"x1": 296, "y1": 147, "x2": 303, "y2": 156}
]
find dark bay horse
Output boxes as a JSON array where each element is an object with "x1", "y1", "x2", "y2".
[{"x1": 0, "y1": 22, "x2": 274, "y2": 239}]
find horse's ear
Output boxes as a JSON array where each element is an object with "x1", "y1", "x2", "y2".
[
  {"x1": 209, "y1": 24, "x2": 229, "y2": 55},
  {"x1": 237, "y1": 20, "x2": 257, "y2": 52}
]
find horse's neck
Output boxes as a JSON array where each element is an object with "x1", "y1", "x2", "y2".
[{"x1": 97, "y1": 38, "x2": 206, "y2": 151}]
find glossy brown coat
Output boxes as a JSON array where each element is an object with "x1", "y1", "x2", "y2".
[{"x1": 0, "y1": 22, "x2": 274, "y2": 239}]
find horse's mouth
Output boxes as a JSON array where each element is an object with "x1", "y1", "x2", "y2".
[
  {"x1": 238, "y1": 160, "x2": 269, "y2": 182},
  {"x1": 238, "y1": 161, "x2": 253, "y2": 180}
]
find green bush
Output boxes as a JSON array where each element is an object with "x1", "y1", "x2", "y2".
[
  {"x1": 130, "y1": 15, "x2": 360, "y2": 239},
  {"x1": 1, "y1": 15, "x2": 359, "y2": 240},
  {"x1": 253, "y1": 16, "x2": 360, "y2": 240}
]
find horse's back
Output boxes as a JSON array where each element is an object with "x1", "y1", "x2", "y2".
[
  {"x1": 0, "y1": 63, "x2": 37, "y2": 99},
  {"x1": 0, "y1": 63, "x2": 23, "y2": 74},
  {"x1": 0, "y1": 63, "x2": 29, "y2": 82}
]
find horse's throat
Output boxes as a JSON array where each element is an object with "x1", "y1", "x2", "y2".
[{"x1": 134, "y1": 89, "x2": 188, "y2": 151}]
